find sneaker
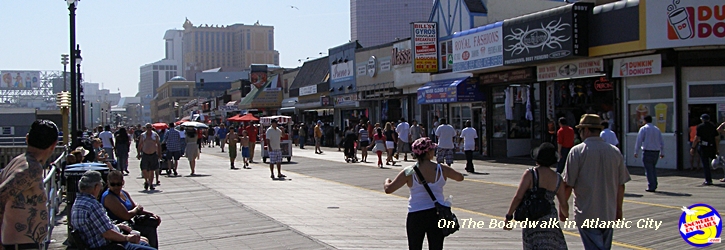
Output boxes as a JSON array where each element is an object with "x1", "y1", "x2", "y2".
[
  {"x1": 174, "y1": 171, "x2": 178, "y2": 176},
  {"x1": 150, "y1": 185, "x2": 155, "y2": 190},
  {"x1": 271, "y1": 174, "x2": 275, "y2": 179},
  {"x1": 703, "y1": 181, "x2": 713, "y2": 186},
  {"x1": 278, "y1": 174, "x2": 287, "y2": 178}
]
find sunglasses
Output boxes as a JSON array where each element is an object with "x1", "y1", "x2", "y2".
[{"x1": 109, "y1": 182, "x2": 123, "y2": 187}]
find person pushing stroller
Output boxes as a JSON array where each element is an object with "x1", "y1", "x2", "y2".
[{"x1": 343, "y1": 126, "x2": 358, "y2": 163}]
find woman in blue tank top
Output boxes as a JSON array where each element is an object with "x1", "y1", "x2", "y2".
[{"x1": 102, "y1": 171, "x2": 162, "y2": 248}]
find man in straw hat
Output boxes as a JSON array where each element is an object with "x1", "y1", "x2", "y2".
[{"x1": 562, "y1": 114, "x2": 631, "y2": 250}]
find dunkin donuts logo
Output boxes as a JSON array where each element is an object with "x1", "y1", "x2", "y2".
[{"x1": 666, "y1": 1, "x2": 725, "y2": 40}]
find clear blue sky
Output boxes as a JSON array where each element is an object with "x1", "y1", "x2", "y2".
[{"x1": 0, "y1": 0, "x2": 349, "y2": 97}]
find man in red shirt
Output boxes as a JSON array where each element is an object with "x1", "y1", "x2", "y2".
[
  {"x1": 244, "y1": 122, "x2": 259, "y2": 163},
  {"x1": 557, "y1": 117, "x2": 575, "y2": 173}
]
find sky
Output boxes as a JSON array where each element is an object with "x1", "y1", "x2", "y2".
[{"x1": 0, "y1": 0, "x2": 350, "y2": 97}]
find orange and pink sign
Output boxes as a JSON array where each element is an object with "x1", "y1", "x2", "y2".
[{"x1": 647, "y1": 0, "x2": 725, "y2": 49}]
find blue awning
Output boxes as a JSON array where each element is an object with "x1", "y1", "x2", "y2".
[{"x1": 416, "y1": 77, "x2": 484, "y2": 104}]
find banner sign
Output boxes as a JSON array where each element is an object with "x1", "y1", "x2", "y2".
[
  {"x1": 647, "y1": 0, "x2": 725, "y2": 49},
  {"x1": 1, "y1": 71, "x2": 41, "y2": 89},
  {"x1": 331, "y1": 60, "x2": 354, "y2": 82},
  {"x1": 452, "y1": 22, "x2": 504, "y2": 72},
  {"x1": 612, "y1": 54, "x2": 662, "y2": 78},
  {"x1": 250, "y1": 65, "x2": 268, "y2": 89},
  {"x1": 537, "y1": 58, "x2": 604, "y2": 81},
  {"x1": 503, "y1": 3, "x2": 593, "y2": 65},
  {"x1": 299, "y1": 85, "x2": 317, "y2": 96},
  {"x1": 411, "y1": 22, "x2": 438, "y2": 73},
  {"x1": 480, "y1": 68, "x2": 535, "y2": 85}
]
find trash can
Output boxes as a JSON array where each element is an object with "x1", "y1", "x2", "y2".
[{"x1": 65, "y1": 163, "x2": 110, "y2": 205}]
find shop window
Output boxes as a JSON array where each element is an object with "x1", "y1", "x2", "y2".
[
  {"x1": 555, "y1": 79, "x2": 617, "y2": 137},
  {"x1": 492, "y1": 86, "x2": 535, "y2": 139},
  {"x1": 628, "y1": 86, "x2": 673, "y2": 100},
  {"x1": 689, "y1": 83, "x2": 725, "y2": 98},
  {"x1": 627, "y1": 102, "x2": 674, "y2": 133},
  {"x1": 439, "y1": 40, "x2": 452, "y2": 70}
]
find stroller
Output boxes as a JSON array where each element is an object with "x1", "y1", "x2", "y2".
[
  {"x1": 343, "y1": 132, "x2": 358, "y2": 163},
  {"x1": 159, "y1": 143, "x2": 171, "y2": 175}
]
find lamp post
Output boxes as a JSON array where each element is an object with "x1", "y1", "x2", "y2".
[
  {"x1": 67, "y1": 0, "x2": 79, "y2": 148},
  {"x1": 90, "y1": 102, "x2": 93, "y2": 128},
  {"x1": 76, "y1": 46, "x2": 83, "y2": 130}
]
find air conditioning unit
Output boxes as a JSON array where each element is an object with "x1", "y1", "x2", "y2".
[{"x1": 0, "y1": 127, "x2": 14, "y2": 135}]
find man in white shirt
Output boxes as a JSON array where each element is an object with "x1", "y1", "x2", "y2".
[
  {"x1": 599, "y1": 121, "x2": 619, "y2": 146},
  {"x1": 459, "y1": 120, "x2": 478, "y2": 173},
  {"x1": 265, "y1": 119, "x2": 287, "y2": 179},
  {"x1": 435, "y1": 118, "x2": 456, "y2": 166},
  {"x1": 98, "y1": 125, "x2": 115, "y2": 160},
  {"x1": 395, "y1": 118, "x2": 411, "y2": 161},
  {"x1": 634, "y1": 115, "x2": 664, "y2": 192}
]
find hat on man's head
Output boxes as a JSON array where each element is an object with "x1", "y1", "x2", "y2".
[
  {"x1": 531, "y1": 142, "x2": 558, "y2": 167},
  {"x1": 74, "y1": 146, "x2": 90, "y2": 157},
  {"x1": 701, "y1": 114, "x2": 710, "y2": 121},
  {"x1": 575, "y1": 114, "x2": 604, "y2": 129},
  {"x1": 317, "y1": 120, "x2": 322, "y2": 124}
]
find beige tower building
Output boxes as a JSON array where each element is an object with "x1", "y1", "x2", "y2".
[{"x1": 182, "y1": 19, "x2": 279, "y2": 80}]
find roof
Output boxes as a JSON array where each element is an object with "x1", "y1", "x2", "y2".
[
  {"x1": 289, "y1": 56, "x2": 330, "y2": 90},
  {"x1": 464, "y1": 0, "x2": 488, "y2": 14}
]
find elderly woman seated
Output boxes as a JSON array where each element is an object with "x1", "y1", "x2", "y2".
[{"x1": 102, "y1": 170, "x2": 161, "y2": 248}]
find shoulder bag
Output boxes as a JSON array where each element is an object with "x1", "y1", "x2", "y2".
[
  {"x1": 413, "y1": 164, "x2": 459, "y2": 237},
  {"x1": 514, "y1": 168, "x2": 551, "y2": 221}
]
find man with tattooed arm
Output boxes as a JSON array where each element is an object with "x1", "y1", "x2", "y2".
[{"x1": 0, "y1": 120, "x2": 59, "y2": 250}]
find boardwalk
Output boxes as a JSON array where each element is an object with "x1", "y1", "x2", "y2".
[{"x1": 48, "y1": 144, "x2": 724, "y2": 249}]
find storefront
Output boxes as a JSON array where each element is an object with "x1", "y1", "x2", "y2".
[
  {"x1": 329, "y1": 42, "x2": 363, "y2": 128},
  {"x1": 480, "y1": 68, "x2": 541, "y2": 157},
  {"x1": 392, "y1": 38, "x2": 430, "y2": 125},
  {"x1": 355, "y1": 43, "x2": 397, "y2": 125},
  {"x1": 417, "y1": 76, "x2": 484, "y2": 153},
  {"x1": 334, "y1": 93, "x2": 367, "y2": 129}
]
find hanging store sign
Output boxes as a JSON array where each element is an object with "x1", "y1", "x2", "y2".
[
  {"x1": 502, "y1": 3, "x2": 593, "y2": 65},
  {"x1": 646, "y1": 0, "x2": 725, "y2": 49},
  {"x1": 411, "y1": 22, "x2": 439, "y2": 73},
  {"x1": 612, "y1": 54, "x2": 662, "y2": 78},
  {"x1": 299, "y1": 85, "x2": 318, "y2": 96},
  {"x1": 537, "y1": 58, "x2": 604, "y2": 81},
  {"x1": 452, "y1": 22, "x2": 504, "y2": 72},
  {"x1": 480, "y1": 68, "x2": 536, "y2": 85}
]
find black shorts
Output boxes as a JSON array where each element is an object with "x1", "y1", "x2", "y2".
[
  {"x1": 140, "y1": 153, "x2": 159, "y2": 171},
  {"x1": 358, "y1": 141, "x2": 370, "y2": 149}
]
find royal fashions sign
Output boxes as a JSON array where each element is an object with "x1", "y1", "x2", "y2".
[
  {"x1": 612, "y1": 54, "x2": 663, "y2": 78},
  {"x1": 647, "y1": 0, "x2": 725, "y2": 49},
  {"x1": 411, "y1": 22, "x2": 439, "y2": 73},
  {"x1": 503, "y1": 3, "x2": 593, "y2": 65},
  {"x1": 537, "y1": 58, "x2": 603, "y2": 81},
  {"x1": 452, "y1": 22, "x2": 504, "y2": 72}
]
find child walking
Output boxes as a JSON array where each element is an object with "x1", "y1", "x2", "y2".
[
  {"x1": 226, "y1": 127, "x2": 239, "y2": 169},
  {"x1": 240, "y1": 130, "x2": 251, "y2": 169}
]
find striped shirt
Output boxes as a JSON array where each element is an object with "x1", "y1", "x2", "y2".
[{"x1": 359, "y1": 128, "x2": 369, "y2": 142}]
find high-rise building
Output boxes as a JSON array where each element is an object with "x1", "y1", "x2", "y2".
[
  {"x1": 182, "y1": 19, "x2": 279, "y2": 80},
  {"x1": 351, "y1": 0, "x2": 434, "y2": 47},
  {"x1": 137, "y1": 29, "x2": 184, "y2": 123}
]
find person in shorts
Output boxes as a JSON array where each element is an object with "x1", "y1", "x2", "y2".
[
  {"x1": 240, "y1": 130, "x2": 251, "y2": 169},
  {"x1": 163, "y1": 123, "x2": 182, "y2": 176},
  {"x1": 136, "y1": 123, "x2": 161, "y2": 191},
  {"x1": 226, "y1": 127, "x2": 239, "y2": 169},
  {"x1": 265, "y1": 119, "x2": 286, "y2": 179}
]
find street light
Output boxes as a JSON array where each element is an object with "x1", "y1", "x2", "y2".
[
  {"x1": 61, "y1": 54, "x2": 69, "y2": 91},
  {"x1": 67, "y1": 0, "x2": 80, "y2": 148},
  {"x1": 90, "y1": 102, "x2": 93, "y2": 127},
  {"x1": 75, "y1": 46, "x2": 83, "y2": 129}
]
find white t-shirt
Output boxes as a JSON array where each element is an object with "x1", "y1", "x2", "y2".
[
  {"x1": 396, "y1": 122, "x2": 410, "y2": 142},
  {"x1": 179, "y1": 129, "x2": 186, "y2": 139},
  {"x1": 98, "y1": 131, "x2": 114, "y2": 148},
  {"x1": 266, "y1": 127, "x2": 282, "y2": 150},
  {"x1": 460, "y1": 127, "x2": 478, "y2": 151},
  {"x1": 435, "y1": 124, "x2": 456, "y2": 149}
]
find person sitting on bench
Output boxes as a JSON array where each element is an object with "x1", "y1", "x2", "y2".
[{"x1": 71, "y1": 170, "x2": 156, "y2": 250}]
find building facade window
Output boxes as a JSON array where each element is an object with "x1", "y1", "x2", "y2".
[
  {"x1": 439, "y1": 40, "x2": 452, "y2": 71},
  {"x1": 626, "y1": 83, "x2": 674, "y2": 133}
]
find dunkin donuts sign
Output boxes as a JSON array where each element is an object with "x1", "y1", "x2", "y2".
[{"x1": 647, "y1": 0, "x2": 725, "y2": 49}]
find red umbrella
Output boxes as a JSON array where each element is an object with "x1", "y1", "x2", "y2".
[
  {"x1": 227, "y1": 114, "x2": 243, "y2": 122},
  {"x1": 152, "y1": 123, "x2": 169, "y2": 130},
  {"x1": 238, "y1": 113, "x2": 259, "y2": 122}
]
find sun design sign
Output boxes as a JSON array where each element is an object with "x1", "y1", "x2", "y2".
[{"x1": 502, "y1": 2, "x2": 592, "y2": 65}]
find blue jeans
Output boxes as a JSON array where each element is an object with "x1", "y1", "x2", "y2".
[
  {"x1": 642, "y1": 150, "x2": 659, "y2": 190},
  {"x1": 578, "y1": 228, "x2": 613, "y2": 250},
  {"x1": 117, "y1": 156, "x2": 129, "y2": 172},
  {"x1": 557, "y1": 147, "x2": 571, "y2": 174},
  {"x1": 299, "y1": 137, "x2": 306, "y2": 149},
  {"x1": 122, "y1": 241, "x2": 156, "y2": 250}
]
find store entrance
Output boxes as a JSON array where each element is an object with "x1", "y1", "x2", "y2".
[{"x1": 688, "y1": 104, "x2": 717, "y2": 126}]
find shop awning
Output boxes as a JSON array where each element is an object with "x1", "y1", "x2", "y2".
[
  {"x1": 281, "y1": 97, "x2": 298, "y2": 107},
  {"x1": 295, "y1": 101, "x2": 322, "y2": 110},
  {"x1": 416, "y1": 77, "x2": 484, "y2": 104},
  {"x1": 238, "y1": 75, "x2": 283, "y2": 109},
  {"x1": 279, "y1": 107, "x2": 296, "y2": 113}
]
